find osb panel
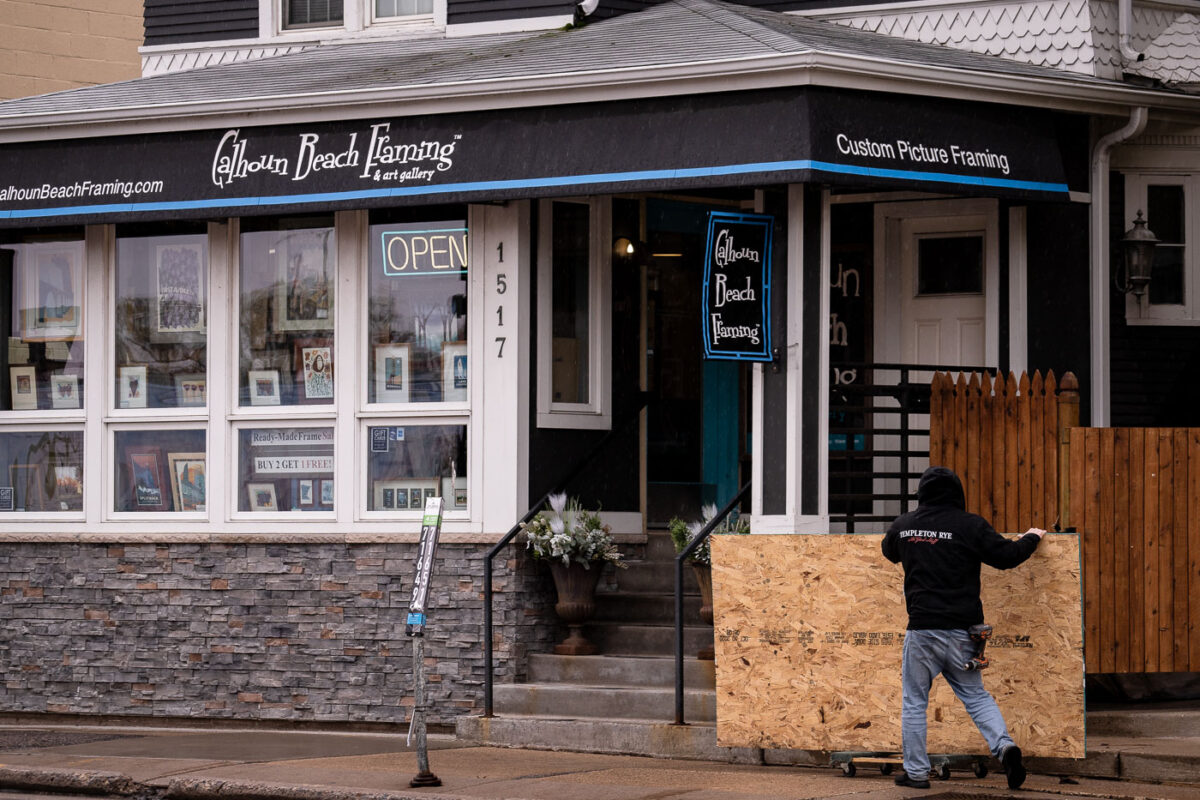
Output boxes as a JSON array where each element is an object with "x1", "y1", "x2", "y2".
[{"x1": 711, "y1": 534, "x2": 1084, "y2": 758}]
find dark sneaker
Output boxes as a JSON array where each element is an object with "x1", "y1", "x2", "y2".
[
  {"x1": 1002, "y1": 745, "x2": 1027, "y2": 789},
  {"x1": 894, "y1": 771, "x2": 931, "y2": 789}
]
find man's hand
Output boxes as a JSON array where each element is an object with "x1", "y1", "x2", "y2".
[{"x1": 1025, "y1": 527, "x2": 1047, "y2": 539}]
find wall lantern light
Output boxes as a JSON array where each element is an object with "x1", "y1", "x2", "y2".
[
  {"x1": 613, "y1": 237, "x2": 637, "y2": 259},
  {"x1": 1116, "y1": 210, "x2": 1159, "y2": 298}
]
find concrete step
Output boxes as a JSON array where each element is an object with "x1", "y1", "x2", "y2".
[
  {"x1": 493, "y1": 682, "x2": 716, "y2": 722},
  {"x1": 1087, "y1": 706, "x2": 1200, "y2": 738},
  {"x1": 590, "y1": 623, "x2": 713, "y2": 656},
  {"x1": 643, "y1": 531, "x2": 682, "y2": 562},
  {"x1": 594, "y1": 591, "x2": 704, "y2": 625},
  {"x1": 609, "y1": 561, "x2": 700, "y2": 594},
  {"x1": 455, "y1": 715, "x2": 761, "y2": 763},
  {"x1": 527, "y1": 653, "x2": 715, "y2": 689}
]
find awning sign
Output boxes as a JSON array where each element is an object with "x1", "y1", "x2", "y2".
[{"x1": 703, "y1": 212, "x2": 773, "y2": 361}]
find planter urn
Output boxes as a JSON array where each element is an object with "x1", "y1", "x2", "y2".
[
  {"x1": 692, "y1": 562, "x2": 715, "y2": 661},
  {"x1": 549, "y1": 560, "x2": 603, "y2": 655}
]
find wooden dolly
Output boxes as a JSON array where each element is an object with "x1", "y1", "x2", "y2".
[{"x1": 830, "y1": 751, "x2": 989, "y2": 780}]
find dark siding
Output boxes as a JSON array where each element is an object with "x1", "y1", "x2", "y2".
[
  {"x1": 1108, "y1": 172, "x2": 1200, "y2": 427},
  {"x1": 144, "y1": 0, "x2": 258, "y2": 46},
  {"x1": 1026, "y1": 200, "x2": 1091, "y2": 425},
  {"x1": 761, "y1": 187, "x2": 790, "y2": 515}
]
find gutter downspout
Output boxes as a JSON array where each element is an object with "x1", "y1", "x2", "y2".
[
  {"x1": 1090, "y1": 105, "x2": 1147, "y2": 426},
  {"x1": 1118, "y1": 0, "x2": 1145, "y2": 63}
]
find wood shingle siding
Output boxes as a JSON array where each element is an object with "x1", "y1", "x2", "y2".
[{"x1": 144, "y1": 0, "x2": 259, "y2": 46}]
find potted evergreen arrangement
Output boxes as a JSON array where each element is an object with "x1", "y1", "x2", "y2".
[
  {"x1": 669, "y1": 504, "x2": 750, "y2": 659},
  {"x1": 523, "y1": 493, "x2": 625, "y2": 655}
]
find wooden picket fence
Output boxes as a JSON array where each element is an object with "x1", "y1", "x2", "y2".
[{"x1": 929, "y1": 369, "x2": 1199, "y2": 673}]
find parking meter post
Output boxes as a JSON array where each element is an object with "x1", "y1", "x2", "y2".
[{"x1": 407, "y1": 496, "x2": 443, "y2": 789}]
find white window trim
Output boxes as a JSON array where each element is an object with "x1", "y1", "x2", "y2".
[
  {"x1": 536, "y1": 197, "x2": 612, "y2": 430},
  {"x1": 262, "y1": 0, "x2": 446, "y2": 39},
  {"x1": 1122, "y1": 171, "x2": 1200, "y2": 326}
]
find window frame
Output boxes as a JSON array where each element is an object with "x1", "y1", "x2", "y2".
[
  {"x1": 268, "y1": 0, "x2": 445, "y2": 36},
  {"x1": 535, "y1": 197, "x2": 612, "y2": 430},
  {"x1": 1123, "y1": 171, "x2": 1200, "y2": 326}
]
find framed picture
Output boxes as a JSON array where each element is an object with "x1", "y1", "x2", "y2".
[
  {"x1": 247, "y1": 369, "x2": 281, "y2": 406},
  {"x1": 274, "y1": 229, "x2": 334, "y2": 331},
  {"x1": 372, "y1": 477, "x2": 436, "y2": 512},
  {"x1": 10, "y1": 365, "x2": 37, "y2": 410},
  {"x1": 247, "y1": 482, "x2": 278, "y2": 511},
  {"x1": 0, "y1": 487, "x2": 14, "y2": 512},
  {"x1": 374, "y1": 343, "x2": 410, "y2": 403},
  {"x1": 125, "y1": 447, "x2": 168, "y2": 510},
  {"x1": 21, "y1": 242, "x2": 84, "y2": 342},
  {"x1": 52, "y1": 465, "x2": 83, "y2": 511},
  {"x1": 442, "y1": 476, "x2": 467, "y2": 510},
  {"x1": 318, "y1": 478, "x2": 334, "y2": 506},
  {"x1": 10, "y1": 464, "x2": 45, "y2": 511},
  {"x1": 175, "y1": 373, "x2": 207, "y2": 407},
  {"x1": 50, "y1": 373, "x2": 80, "y2": 409},
  {"x1": 442, "y1": 341, "x2": 468, "y2": 402},
  {"x1": 295, "y1": 340, "x2": 333, "y2": 402},
  {"x1": 168, "y1": 452, "x2": 206, "y2": 512},
  {"x1": 152, "y1": 242, "x2": 206, "y2": 342},
  {"x1": 118, "y1": 365, "x2": 148, "y2": 409},
  {"x1": 297, "y1": 479, "x2": 314, "y2": 506}
]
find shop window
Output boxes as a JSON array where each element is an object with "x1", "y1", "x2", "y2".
[
  {"x1": 236, "y1": 426, "x2": 334, "y2": 513},
  {"x1": 1124, "y1": 174, "x2": 1199, "y2": 324},
  {"x1": 115, "y1": 224, "x2": 208, "y2": 410},
  {"x1": 365, "y1": 423, "x2": 465, "y2": 512},
  {"x1": 0, "y1": 430, "x2": 83, "y2": 513},
  {"x1": 0, "y1": 233, "x2": 86, "y2": 413},
  {"x1": 114, "y1": 429, "x2": 206, "y2": 513},
  {"x1": 536, "y1": 198, "x2": 611, "y2": 429},
  {"x1": 366, "y1": 210, "x2": 468, "y2": 405},
  {"x1": 238, "y1": 216, "x2": 335, "y2": 407}
]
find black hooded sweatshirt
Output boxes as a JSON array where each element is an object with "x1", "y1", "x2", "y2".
[{"x1": 882, "y1": 466, "x2": 1041, "y2": 630}]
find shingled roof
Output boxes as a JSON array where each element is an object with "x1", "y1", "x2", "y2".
[{"x1": 0, "y1": 0, "x2": 1127, "y2": 124}]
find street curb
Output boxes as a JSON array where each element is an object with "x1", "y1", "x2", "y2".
[
  {"x1": 0, "y1": 766, "x2": 145, "y2": 796},
  {"x1": 162, "y1": 778, "x2": 475, "y2": 800}
]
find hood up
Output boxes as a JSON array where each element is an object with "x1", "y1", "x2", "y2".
[{"x1": 916, "y1": 465, "x2": 966, "y2": 509}]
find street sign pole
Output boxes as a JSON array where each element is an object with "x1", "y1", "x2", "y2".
[{"x1": 407, "y1": 495, "x2": 443, "y2": 788}]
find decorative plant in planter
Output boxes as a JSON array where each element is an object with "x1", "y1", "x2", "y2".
[
  {"x1": 669, "y1": 504, "x2": 750, "y2": 660},
  {"x1": 523, "y1": 493, "x2": 625, "y2": 655}
]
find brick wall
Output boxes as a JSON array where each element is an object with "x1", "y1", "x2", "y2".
[
  {"x1": 0, "y1": 0, "x2": 142, "y2": 101},
  {"x1": 0, "y1": 541, "x2": 559, "y2": 726}
]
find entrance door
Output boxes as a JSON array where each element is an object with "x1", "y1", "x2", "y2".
[
  {"x1": 873, "y1": 199, "x2": 999, "y2": 515},
  {"x1": 643, "y1": 197, "x2": 749, "y2": 526}
]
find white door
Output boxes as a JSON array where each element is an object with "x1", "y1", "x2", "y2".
[{"x1": 871, "y1": 199, "x2": 1000, "y2": 518}]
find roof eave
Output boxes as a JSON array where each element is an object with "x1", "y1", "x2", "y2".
[{"x1": 1, "y1": 50, "x2": 1198, "y2": 143}]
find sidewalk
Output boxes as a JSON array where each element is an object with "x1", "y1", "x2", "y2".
[{"x1": 0, "y1": 726, "x2": 1198, "y2": 800}]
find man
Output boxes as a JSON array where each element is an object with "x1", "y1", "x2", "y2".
[{"x1": 882, "y1": 465, "x2": 1045, "y2": 790}]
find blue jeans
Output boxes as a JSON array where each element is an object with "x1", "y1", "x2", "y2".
[{"x1": 901, "y1": 629, "x2": 1015, "y2": 778}]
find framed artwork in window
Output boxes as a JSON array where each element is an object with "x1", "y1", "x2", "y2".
[
  {"x1": 318, "y1": 478, "x2": 334, "y2": 506},
  {"x1": 297, "y1": 479, "x2": 314, "y2": 507},
  {"x1": 441, "y1": 341, "x2": 467, "y2": 402},
  {"x1": 168, "y1": 452, "x2": 206, "y2": 512},
  {"x1": 10, "y1": 365, "x2": 37, "y2": 410},
  {"x1": 126, "y1": 447, "x2": 168, "y2": 510},
  {"x1": 152, "y1": 243, "x2": 206, "y2": 343},
  {"x1": 21, "y1": 243, "x2": 83, "y2": 342},
  {"x1": 118, "y1": 365, "x2": 148, "y2": 409},
  {"x1": 247, "y1": 482, "x2": 278, "y2": 511},
  {"x1": 50, "y1": 373, "x2": 80, "y2": 409},
  {"x1": 52, "y1": 465, "x2": 83, "y2": 511},
  {"x1": 10, "y1": 464, "x2": 45, "y2": 511},
  {"x1": 274, "y1": 229, "x2": 333, "y2": 331},
  {"x1": 247, "y1": 370, "x2": 281, "y2": 405},
  {"x1": 295, "y1": 339, "x2": 333, "y2": 403},
  {"x1": 175, "y1": 373, "x2": 207, "y2": 407},
  {"x1": 374, "y1": 343, "x2": 410, "y2": 403},
  {"x1": 441, "y1": 476, "x2": 467, "y2": 509}
]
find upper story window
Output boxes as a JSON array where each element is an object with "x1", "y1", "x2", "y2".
[
  {"x1": 278, "y1": 0, "x2": 440, "y2": 32},
  {"x1": 1123, "y1": 173, "x2": 1199, "y2": 325}
]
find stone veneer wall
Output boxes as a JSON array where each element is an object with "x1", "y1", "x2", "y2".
[{"x1": 0, "y1": 541, "x2": 558, "y2": 726}]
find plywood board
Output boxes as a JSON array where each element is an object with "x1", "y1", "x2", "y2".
[{"x1": 711, "y1": 534, "x2": 1084, "y2": 758}]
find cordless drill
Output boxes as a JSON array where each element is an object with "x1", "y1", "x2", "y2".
[{"x1": 963, "y1": 623, "x2": 993, "y2": 671}]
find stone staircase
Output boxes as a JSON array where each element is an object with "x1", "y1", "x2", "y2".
[{"x1": 456, "y1": 531, "x2": 761, "y2": 762}]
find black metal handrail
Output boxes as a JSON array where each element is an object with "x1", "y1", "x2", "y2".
[
  {"x1": 829, "y1": 362, "x2": 998, "y2": 530},
  {"x1": 482, "y1": 395, "x2": 650, "y2": 717},
  {"x1": 673, "y1": 480, "x2": 750, "y2": 726}
]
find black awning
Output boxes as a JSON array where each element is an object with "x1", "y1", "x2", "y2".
[{"x1": 0, "y1": 87, "x2": 1072, "y2": 227}]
